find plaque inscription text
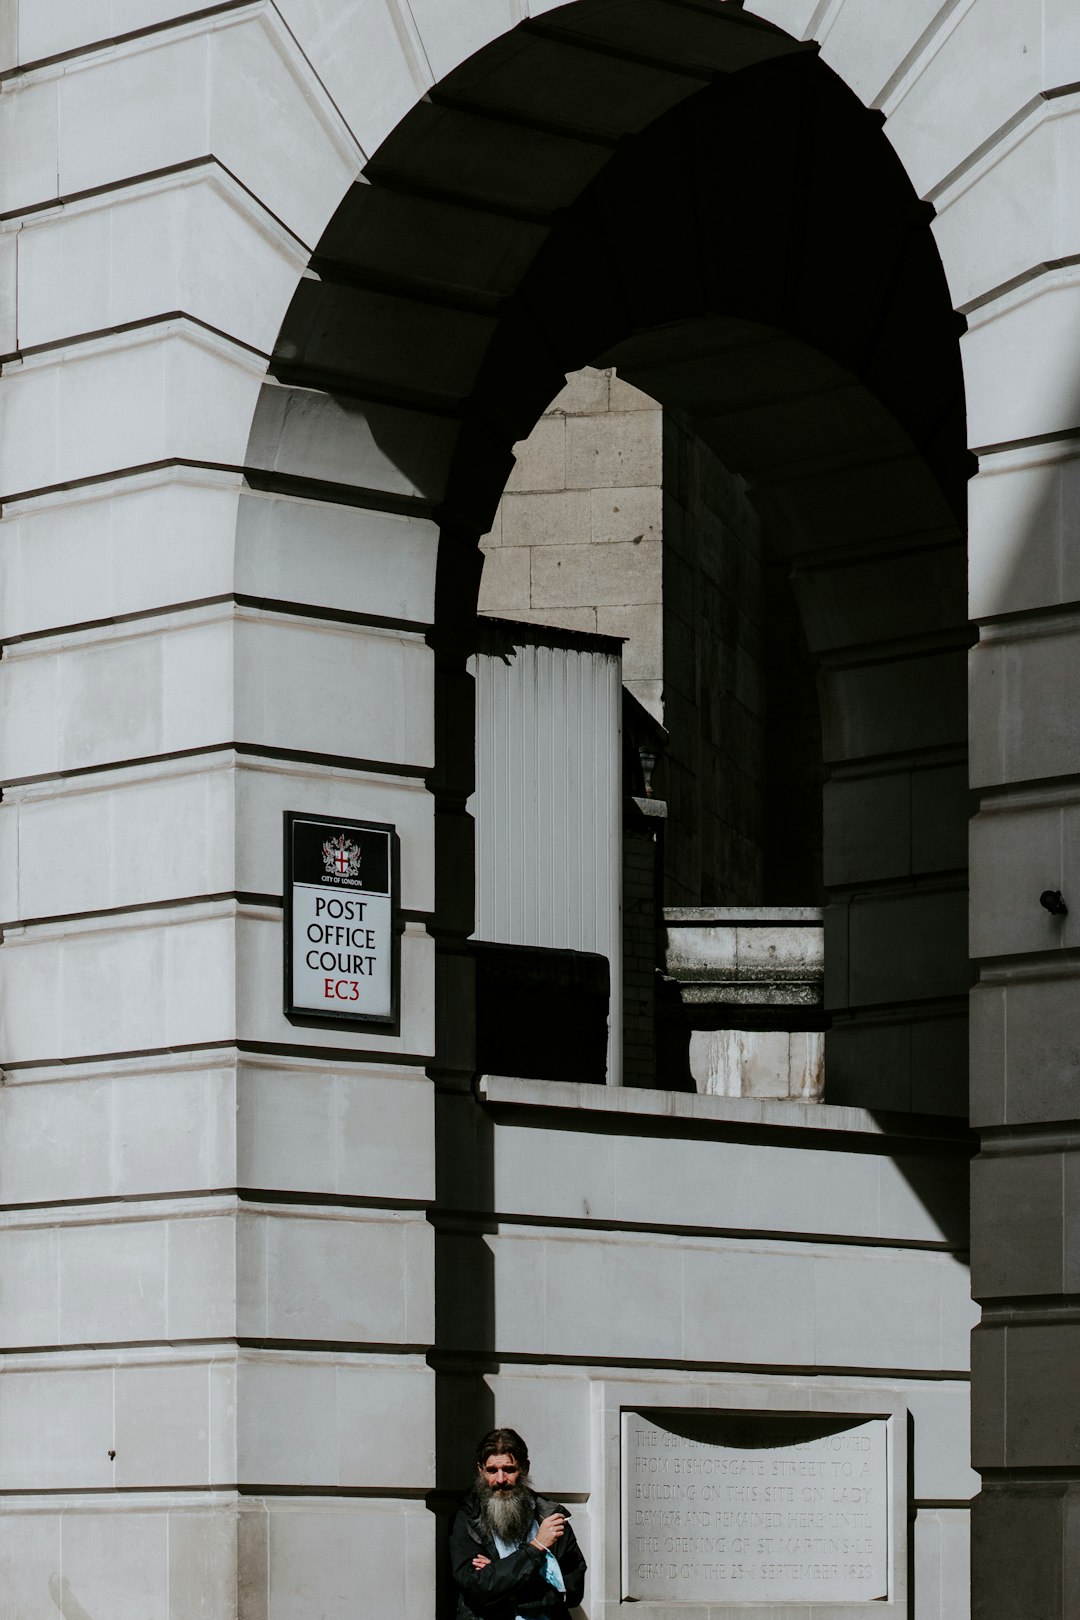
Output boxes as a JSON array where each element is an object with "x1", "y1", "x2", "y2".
[{"x1": 622, "y1": 1410, "x2": 888, "y2": 1605}]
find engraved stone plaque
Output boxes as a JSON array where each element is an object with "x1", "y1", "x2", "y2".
[{"x1": 622, "y1": 1410, "x2": 888, "y2": 1605}]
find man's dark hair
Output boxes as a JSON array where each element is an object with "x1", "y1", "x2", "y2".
[{"x1": 475, "y1": 1427, "x2": 530, "y2": 1472}]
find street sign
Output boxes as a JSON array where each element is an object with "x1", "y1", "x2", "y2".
[{"x1": 283, "y1": 813, "x2": 399, "y2": 1026}]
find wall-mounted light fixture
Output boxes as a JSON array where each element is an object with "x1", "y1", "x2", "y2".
[{"x1": 1040, "y1": 889, "x2": 1068, "y2": 916}]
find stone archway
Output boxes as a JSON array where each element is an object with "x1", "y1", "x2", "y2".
[
  {"x1": 247, "y1": 14, "x2": 976, "y2": 1614},
  {"x1": 252, "y1": 31, "x2": 970, "y2": 1113}
]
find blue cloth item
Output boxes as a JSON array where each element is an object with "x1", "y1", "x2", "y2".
[{"x1": 543, "y1": 1550, "x2": 566, "y2": 1595}]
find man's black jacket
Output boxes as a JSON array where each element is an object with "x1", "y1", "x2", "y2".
[{"x1": 450, "y1": 1488, "x2": 586, "y2": 1620}]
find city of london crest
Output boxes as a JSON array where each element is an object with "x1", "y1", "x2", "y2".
[{"x1": 322, "y1": 833, "x2": 362, "y2": 880}]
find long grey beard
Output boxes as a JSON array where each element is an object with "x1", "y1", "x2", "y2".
[{"x1": 479, "y1": 1477, "x2": 535, "y2": 1546}]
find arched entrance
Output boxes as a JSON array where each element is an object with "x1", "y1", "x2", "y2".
[
  {"x1": 246, "y1": 10, "x2": 974, "y2": 1616},
  {"x1": 252, "y1": 21, "x2": 971, "y2": 1114}
]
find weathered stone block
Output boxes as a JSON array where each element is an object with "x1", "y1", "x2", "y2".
[
  {"x1": 547, "y1": 366, "x2": 610, "y2": 415},
  {"x1": 972, "y1": 1485, "x2": 1079, "y2": 1620},
  {"x1": 256, "y1": 1497, "x2": 435, "y2": 1620},
  {"x1": 236, "y1": 1061, "x2": 434, "y2": 1202},
  {"x1": 273, "y1": 0, "x2": 434, "y2": 157},
  {"x1": 821, "y1": 651, "x2": 966, "y2": 764},
  {"x1": 964, "y1": 276, "x2": 1080, "y2": 450},
  {"x1": 971, "y1": 618, "x2": 1080, "y2": 786},
  {"x1": 933, "y1": 110, "x2": 1058, "y2": 316},
  {"x1": 237, "y1": 1204, "x2": 433, "y2": 1344},
  {"x1": 972, "y1": 1150, "x2": 1064, "y2": 1298},
  {"x1": 247, "y1": 380, "x2": 459, "y2": 502},
  {"x1": 970, "y1": 802, "x2": 1080, "y2": 959},
  {"x1": 500, "y1": 487, "x2": 591, "y2": 548},
  {"x1": 971, "y1": 971, "x2": 1080, "y2": 1126},
  {"x1": 564, "y1": 410, "x2": 662, "y2": 490},
  {"x1": 494, "y1": 604, "x2": 598, "y2": 633},
  {"x1": 688, "y1": 1027, "x2": 824, "y2": 1099},
  {"x1": 530, "y1": 539, "x2": 661, "y2": 609},
  {"x1": 477, "y1": 544, "x2": 530, "y2": 613},
  {"x1": 881, "y1": 0, "x2": 1041, "y2": 197},
  {"x1": 589, "y1": 483, "x2": 661, "y2": 544},
  {"x1": 594, "y1": 604, "x2": 661, "y2": 680},
  {"x1": 818, "y1": 0, "x2": 954, "y2": 107},
  {"x1": 968, "y1": 445, "x2": 1080, "y2": 620},
  {"x1": 913, "y1": 1506, "x2": 971, "y2": 1620},
  {"x1": 823, "y1": 771, "x2": 911, "y2": 886},
  {"x1": 1002, "y1": 1321, "x2": 1080, "y2": 1467},
  {"x1": 1, "y1": 328, "x2": 264, "y2": 499},
  {"x1": 504, "y1": 415, "x2": 565, "y2": 492},
  {"x1": 236, "y1": 492, "x2": 439, "y2": 623},
  {"x1": 16, "y1": 169, "x2": 307, "y2": 357},
  {"x1": 846, "y1": 886, "x2": 969, "y2": 1007}
]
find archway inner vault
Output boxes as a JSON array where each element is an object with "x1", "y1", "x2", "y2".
[{"x1": 250, "y1": 2, "x2": 971, "y2": 1116}]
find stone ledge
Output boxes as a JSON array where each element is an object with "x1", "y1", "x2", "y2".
[
  {"x1": 477, "y1": 1074, "x2": 973, "y2": 1144},
  {"x1": 663, "y1": 906, "x2": 824, "y2": 924}
]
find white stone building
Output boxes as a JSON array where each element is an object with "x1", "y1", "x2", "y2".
[{"x1": 0, "y1": 3, "x2": 1074, "y2": 1617}]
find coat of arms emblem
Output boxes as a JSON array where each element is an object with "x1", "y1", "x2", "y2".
[{"x1": 322, "y1": 833, "x2": 362, "y2": 880}]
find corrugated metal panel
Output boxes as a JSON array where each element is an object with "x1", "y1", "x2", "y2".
[{"x1": 470, "y1": 622, "x2": 623, "y2": 1083}]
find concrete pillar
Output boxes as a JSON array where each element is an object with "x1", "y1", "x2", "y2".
[
  {"x1": 0, "y1": 8, "x2": 442, "y2": 1614},
  {"x1": 881, "y1": 7, "x2": 1080, "y2": 1616},
  {"x1": 744, "y1": 8, "x2": 1080, "y2": 1599}
]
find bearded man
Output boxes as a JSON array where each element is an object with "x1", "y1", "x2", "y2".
[{"x1": 449, "y1": 1428, "x2": 587, "y2": 1620}]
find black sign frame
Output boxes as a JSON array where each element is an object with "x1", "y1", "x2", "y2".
[{"x1": 283, "y1": 811, "x2": 401, "y2": 1030}]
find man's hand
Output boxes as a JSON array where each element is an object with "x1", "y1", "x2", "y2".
[
  {"x1": 472, "y1": 1555, "x2": 491, "y2": 1571},
  {"x1": 531, "y1": 1513, "x2": 566, "y2": 1551}
]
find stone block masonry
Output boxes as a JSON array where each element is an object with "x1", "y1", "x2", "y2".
[
  {"x1": 479, "y1": 367, "x2": 664, "y2": 722},
  {"x1": 480, "y1": 371, "x2": 772, "y2": 914}
]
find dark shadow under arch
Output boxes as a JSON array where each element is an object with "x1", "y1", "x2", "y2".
[{"x1": 259, "y1": 8, "x2": 970, "y2": 1115}]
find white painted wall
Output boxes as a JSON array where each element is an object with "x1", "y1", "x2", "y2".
[{"x1": 471, "y1": 624, "x2": 622, "y2": 1081}]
